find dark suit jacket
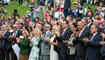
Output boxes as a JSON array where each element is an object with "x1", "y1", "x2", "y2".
[
  {"x1": 87, "y1": 23, "x2": 92, "y2": 30},
  {"x1": 10, "y1": 29, "x2": 22, "y2": 44},
  {"x1": 85, "y1": 33, "x2": 102, "y2": 60},
  {"x1": 101, "y1": 44, "x2": 105, "y2": 57},
  {"x1": 100, "y1": 38, "x2": 105, "y2": 57},
  {"x1": 59, "y1": 28, "x2": 72, "y2": 54},
  {"x1": 4, "y1": 30, "x2": 10, "y2": 38},
  {"x1": 74, "y1": 27, "x2": 91, "y2": 57},
  {"x1": 3, "y1": 30, "x2": 11, "y2": 50},
  {"x1": 60, "y1": 28, "x2": 72, "y2": 40}
]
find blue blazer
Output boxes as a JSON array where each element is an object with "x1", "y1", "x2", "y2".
[
  {"x1": 85, "y1": 33, "x2": 102, "y2": 60},
  {"x1": 101, "y1": 44, "x2": 105, "y2": 57}
]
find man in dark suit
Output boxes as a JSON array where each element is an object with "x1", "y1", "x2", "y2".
[
  {"x1": 87, "y1": 18, "x2": 93, "y2": 29},
  {"x1": 73, "y1": 21, "x2": 91, "y2": 60},
  {"x1": 83, "y1": 24, "x2": 102, "y2": 60},
  {"x1": 9, "y1": 24, "x2": 22, "y2": 60},
  {"x1": 64, "y1": 0, "x2": 71, "y2": 18},
  {"x1": 1, "y1": 25, "x2": 11, "y2": 60},
  {"x1": 59, "y1": 20, "x2": 72, "y2": 60},
  {"x1": 99, "y1": 32, "x2": 105, "y2": 60},
  {"x1": 0, "y1": 31, "x2": 5, "y2": 60}
]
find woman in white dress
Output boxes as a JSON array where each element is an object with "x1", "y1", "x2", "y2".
[
  {"x1": 28, "y1": 28, "x2": 42, "y2": 60},
  {"x1": 49, "y1": 25, "x2": 60, "y2": 60}
]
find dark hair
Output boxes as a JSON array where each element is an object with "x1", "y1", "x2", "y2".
[
  {"x1": 14, "y1": 9, "x2": 17, "y2": 13},
  {"x1": 63, "y1": 20, "x2": 69, "y2": 25},
  {"x1": 94, "y1": 9, "x2": 99, "y2": 12},
  {"x1": 72, "y1": 22, "x2": 77, "y2": 28},
  {"x1": 92, "y1": 24, "x2": 99, "y2": 29},
  {"x1": 35, "y1": 17, "x2": 39, "y2": 20}
]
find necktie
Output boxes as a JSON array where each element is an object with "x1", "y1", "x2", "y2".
[
  {"x1": 79, "y1": 31, "x2": 82, "y2": 37},
  {"x1": 90, "y1": 35, "x2": 94, "y2": 41},
  {"x1": 14, "y1": 32, "x2": 16, "y2": 38},
  {"x1": 62, "y1": 30, "x2": 65, "y2": 36}
]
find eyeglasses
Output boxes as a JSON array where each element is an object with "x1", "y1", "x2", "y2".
[
  {"x1": 45, "y1": 26, "x2": 50, "y2": 28},
  {"x1": 22, "y1": 33, "x2": 26, "y2": 34}
]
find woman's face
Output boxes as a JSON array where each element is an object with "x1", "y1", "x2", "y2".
[
  {"x1": 70, "y1": 24, "x2": 76, "y2": 32},
  {"x1": 52, "y1": 26, "x2": 59, "y2": 35},
  {"x1": 22, "y1": 32, "x2": 27, "y2": 37},
  {"x1": 33, "y1": 30, "x2": 37, "y2": 36}
]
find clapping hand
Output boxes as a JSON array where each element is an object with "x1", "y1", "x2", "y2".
[
  {"x1": 9, "y1": 35, "x2": 14, "y2": 39},
  {"x1": 16, "y1": 38, "x2": 21, "y2": 43},
  {"x1": 63, "y1": 40, "x2": 68, "y2": 44},
  {"x1": 28, "y1": 36, "x2": 33, "y2": 42},
  {"x1": 83, "y1": 38, "x2": 89, "y2": 43},
  {"x1": 99, "y1": 41, "x2": 105, "y2": 45},
  {"x1": 55, "y1": 31, "x2": 60, "y2": 37},
  {"x1": 45, "y1": 37, "x2": 50, "y2": 42},
  {"x1": 101, "y1": 33, "x2": 105, "y2": 39}
]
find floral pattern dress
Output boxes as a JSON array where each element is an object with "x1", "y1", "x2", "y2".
[{"x1": 28, "y1": 37, "x2": 40, "y2": 60}]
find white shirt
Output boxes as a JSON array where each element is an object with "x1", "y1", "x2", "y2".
[
  {"x1": 54, "y1": 11, "x2": 62, "y2": 19},
  {"x1": 87, "y1": 22, "x2": 92, "y2": 27},
  {"x1": 90, "y1": 32, "x2": 98, "y2": 41},
  {"x1": 79, "y1": 26, "x2": 86, "y2": 37}
]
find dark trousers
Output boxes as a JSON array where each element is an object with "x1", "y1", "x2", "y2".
[
  {"x1": 19, "y1": 0, "x2": 23, "y2": 4},
  {"x1": 69, "y1": 55, "x2": 75, "y2": 60},
  {"x1": 59, "y1": 54, "x2": 68, "y2": 60},
  {"x1": 3, "y1": 50, "x2": 9, "y2": 60},
  {"x1": 101, "y1": 56, "x2": 105, "y2": 60},
  {"x1": 0, "y1": 49, "x2": 5, "y2": 60},
  {"x1": 10, "y1": 47, "x2": 17, "y2": 60},
  {"x1": 75, "y1": 56, "x2": 85, "y2": 60}
]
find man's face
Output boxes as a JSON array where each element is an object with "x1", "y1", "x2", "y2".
[
  {"x1": 66, "y1": 17, "x2": 70, "y2": 22},
  {"x1": 77, "y1": 22, "x2": 83, "y2": 31},
  {"x1": 62, "y1": 21, "x2": 67, "y2": 29},
  {"x1": 91, "y1": 25, "x2": 97, "y2": 34},
  {"x1": 1, "y1": 26, "x2": 6, "y2": 31},
  {"x1": 44, "y1": 24, "x2": 50, "y2": 31},
  {"x1": 13, "y1": 26, "x2": 18, "y2": 31}
]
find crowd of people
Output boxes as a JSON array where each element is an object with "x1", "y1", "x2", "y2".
[{"x1": 0, "y1": 0, "x2": 105, "y2": 60}]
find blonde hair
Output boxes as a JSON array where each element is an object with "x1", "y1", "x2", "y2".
[
  {"x1": 33, "y1": 27, "x2": 42, "y2": 37},
  {"x1": 52, "y1": 25, "x2": 60, "y2": 32},
  {"x1": 22, "y1": 30, "x2": 29, "y2": 37}
]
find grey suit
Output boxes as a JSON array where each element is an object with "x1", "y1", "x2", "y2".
[{"x1": 40, "y1": 31, "x2": 52, "y2": 60}]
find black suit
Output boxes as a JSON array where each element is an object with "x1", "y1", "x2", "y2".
[
  {"x1": 74, "y1": 27, "x2": 91, "y2": 60},
  {"x1": 85, "y1": 33, "x2": 102, "y2": 60},
  {"x1": 59, "y1": 28, "x2": 72, "y2": 60},
  {"x1": 9, "y1": 29, "x2": 22, "y2": 60},
  {"x1": 87, "y1": 23, "x2": 92, "y2": 30},
  {"x1": 0, "y1": 37, "x2": 7, "y2": 60},
  {"x1": 2, "y1": 30, "x2": 11, "y2": 60},
  {"x1": 100, "y1": 38, "x2": 105, "y2": 60}
]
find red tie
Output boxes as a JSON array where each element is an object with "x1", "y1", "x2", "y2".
[{"x1": 62, "y1": 30, "x2": 65, "y2": 36}]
